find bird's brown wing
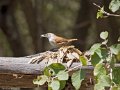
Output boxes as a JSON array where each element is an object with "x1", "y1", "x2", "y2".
[
  {"x1": 54, "y1": 36, "x2": 77, "y2": 46},
  {"x1": 54, "y1": 36, "x2": 68, "y2": 45}
]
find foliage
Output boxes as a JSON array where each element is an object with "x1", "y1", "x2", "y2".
[
  {"x1": 33, "y1": 63, "x2": 67, "y2": 90},
  {"x1": 90, "y1": 31, "x2": 120, "y2": 90},
  {"x1": 96, "y1": 0, "x2": 120, "y2": 19},
  {"x1": 33, "y1": 30, "x2": 120, "y2": 90},
  {"x1": 33, "y1": 56, "x2": 86, "y2": 90},
  {"x1": 33, "y1": 61, "x2": 86, "y2": 90}
]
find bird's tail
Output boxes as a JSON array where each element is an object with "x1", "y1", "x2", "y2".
[{"x1": 68, "y1": 39, "x2": 78, "y2": 42}]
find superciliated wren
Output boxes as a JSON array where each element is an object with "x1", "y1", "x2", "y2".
[{"x1": 41, "y1": 33, "x2": 77, "y2": 47}]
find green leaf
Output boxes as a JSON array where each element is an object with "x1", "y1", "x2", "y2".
[
  {"x1": 44, "y1": 63, "x2": 66, "y2": 76},
  {"x1": 57, "y1": 70, "x2": 69, "y2": 80},
  {"x1": 91, "y1": 52, "x2": 101, "y2": 66},
  {"x1": 110, "y1": 44, "x2": 120, "y2": 55},
  {"x1": 112, "y1": 67, "x2": 120, "y2": 84},
  {"x1": 44, "y1": 67, "x2": 55, "y2": 76},
  {"x1": 79, "y1": 55, "x2": 87, "y2": 66},
  {"x1": 100, "y1": 31, "x2": 108, "y2": 40},
  {"x1": 48, "y1": 63, "x2": 66, "y2": 74},
  {"x1": 33, "y1": 75, "x2": 48, "y2": 85},
  {"x1": 94, "y1": 75, "x2": 111, "y2": 90},
  {"x1": 71, "y1": 69, "x2": 85, "y2": 90},
  {"x1": 59, "y1": 81, "x2": 66, "y2": 90},
  {"x1": 98, "y1": 75, "x2": 111, "y2": 86},
  {"x1": 95, "y1": 48, "x2": 109, "y2": 59},
  {"x1": 97, "y1": 10, "x2": 104, "y2": 19},
  {"x1": 94, "y1": 48, "x2": 102, "y2": 58},
  {"x1": 94, "y1": 83, "x2": 105, "y2": 90},
  {"x1": 101, "y1": 48, "x2": 109, "y2": 59},
  {"x1": 49, "y1": 80, "x2": 60, "y2": 90},
  {"x1": 94, "y1": 63, "x2": 106, "y2": 76},
  {"x1": 109, "y1": 0, "x2": 120, "y2": 12},
  {"x1": 89, "y1": 43, "x2": 101, "y2": 54}
]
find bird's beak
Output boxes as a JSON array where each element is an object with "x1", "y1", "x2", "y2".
[{"x1": 40, "y1": 34, "x2": 47, "y2": 38}]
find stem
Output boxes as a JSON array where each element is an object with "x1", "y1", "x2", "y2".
[
  {"x1": 93, "y1": 3, "x2": 120, "y2": 17},
  {"x1": 109, "y1": 51, "x2": 113, "y2": 80}
]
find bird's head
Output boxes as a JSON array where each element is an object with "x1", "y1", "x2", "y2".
[{"x1": 41, "y1": 33, "x2": 55, "y2": 39}]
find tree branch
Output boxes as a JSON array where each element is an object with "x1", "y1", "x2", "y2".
[{"x1": 93, "y1": 3, "x2": 120, "y2": 17}]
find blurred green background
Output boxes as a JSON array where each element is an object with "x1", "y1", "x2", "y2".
[{"x1": 0, "y1": 0, "x2": 119, "y2": 57}]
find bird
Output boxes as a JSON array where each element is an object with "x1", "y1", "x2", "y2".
[{"x1": 41, "y1": 33, "x2": 78, "y2": 47}]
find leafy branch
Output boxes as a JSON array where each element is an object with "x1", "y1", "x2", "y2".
[
  {"x1": 93, "y1": 3, "x2": 120, "y2": 19},
  {"x1": 89, "y1": 31, "x2": 120, "y2": 90}
]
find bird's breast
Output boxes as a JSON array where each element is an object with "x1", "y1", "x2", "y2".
[{"x1": 49, "y1": 38, "x2": 58, "y2": 47}]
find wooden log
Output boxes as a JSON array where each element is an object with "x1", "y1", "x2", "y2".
[
  {"x1": 0, "y1": 56, "x2": 41, "y2": 88},
  {"x1": 0, "y1": 56, "x2": 94, "y2": 88}
]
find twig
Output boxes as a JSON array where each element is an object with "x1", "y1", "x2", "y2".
[{"x1": 93, "y1": 3, "x2": 120, "y2": 17}]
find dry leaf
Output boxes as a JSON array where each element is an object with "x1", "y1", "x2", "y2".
[
  {"x1": 72, "y1": 52, "x2": 79, "y2": 59},
  {"x1": 67, "y1": 59, "x2": 73, "y2": 68}
]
